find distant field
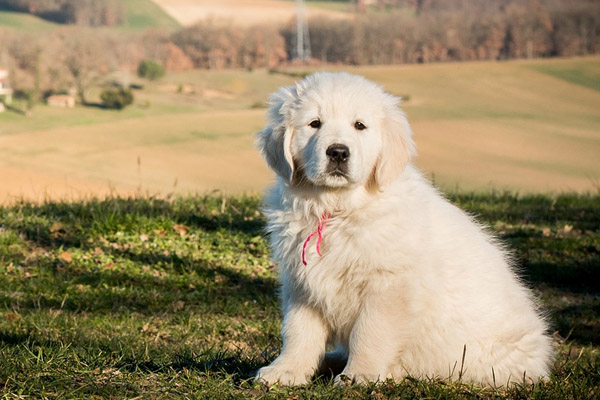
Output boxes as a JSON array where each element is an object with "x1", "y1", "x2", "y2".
[
  {"x1": 150, "y1": 0, "x2": 352, "y2": 26},
  {"x1": 0, "y1": 57, "x2": 599, "y2": 203}
]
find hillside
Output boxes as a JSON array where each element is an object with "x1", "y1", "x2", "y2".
[
  {"x1": 0, "y1": 9, "x2": 59, "y2": 32},
  {"x1": 0, "y1": 57, "x2": 598, "y2": 203},
  {"x1": 0, "y1": 0, "x2": 179, "y2": 31},
  {"x1": 121, "y1": 0, "x2": 181, "y2": 30}
]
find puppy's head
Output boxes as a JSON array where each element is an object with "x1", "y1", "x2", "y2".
[{"x1": 257, "y1": 72, "x2": 416, "y2": 190}]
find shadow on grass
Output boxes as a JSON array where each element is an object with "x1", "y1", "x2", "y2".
[
  {"x1": 2, "y1": 194, "x2": 599, "y2": 346},
  {"x1": 81, "y1": 101, "x2": 107, "y2": 109},
  {"x1": 0, "y1": 331, "x2": 260, "y2": 396},
  {"x1": 451, "y1": 192, "x2": 600, "y2": 231},
  {"x1": 2, "y1": 102, "x2": 28, "y2": 115},
  {"x1": 0, "y1": 254, "x2": 277, "y2": 315},
  {"x1": 553, "y1": 301, "x2": 600, "y2": 345},
  {"x1": 523, "y1": 260, "x2": 600, "y2": 294},
  {"x1": 518, "y1": 254, "x2": 600, "y2": 346},
  {"x1": 115, "y1": 352, "x2": 261, "y2": 384},
  {"x1": 4, "y1": 196, "x2": 264, "y2": 249}
]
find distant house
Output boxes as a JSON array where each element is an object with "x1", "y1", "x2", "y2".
[
  {"x1": 0, "y1": 68, "x2": 13, "y2": 108},
  {"x1": 47, "y1": 94, "x2": 76, "y2": 108}
]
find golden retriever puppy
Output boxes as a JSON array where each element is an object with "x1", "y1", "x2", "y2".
[{"x1": 255, "y1": 72, "x2": 552, "y2": 386}]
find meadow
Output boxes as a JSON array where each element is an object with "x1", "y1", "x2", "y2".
[
  {"x1": 1, "y1": 56, "x2": 599, "y2": 203},
  {"x1": 1, "y1": 3, "x2": 599, "y2": 398},
  {"x1": 0, "y1": 192, "x2": 598, "y2": 399}
]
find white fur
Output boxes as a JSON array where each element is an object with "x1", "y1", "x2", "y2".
[{"x1": 255, "y1": 72, "x2": 552, "y2": 387}]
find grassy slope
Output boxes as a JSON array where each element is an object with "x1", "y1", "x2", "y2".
[
  {"x1": 528, "y1": 58, "x2": 600, "y2": 92},
  {"x1": 121, "y1": 0, "x2": 180, "y2": 30},
  {"x1": 305, "y1": 0, "x2": 354, "y2": 13},
  {"x1": 0, "y1": 193, "x2": 598, "y2": 399},
  {"x1": 0, "y1": 10, "x2": 59, "y2": 32},
  {"x1": 0, "y1": 0, "x2": 179, "y2": 32},
  {"x1": 1, "y1": 57, "x2": 599, "y2": 201}
]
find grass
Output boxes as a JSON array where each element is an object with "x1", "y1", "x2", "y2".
[
  {"x1": 0, "y1": 192, "x2": 599, "y2": 399},
  {"x1": 0, "y1": 0, "x2": 179, "y2": 32},
  {"x1": 528, "y1": 58, "x2": 600, "y2": 92},
  {"x1": 120, "y1": 0, "x2": 181, "y2": 31},
  {"x1": 0, "y1": 10, "x2": 59, "y2": 32},
  {"x1": 305, "y1": 0, "x2": 354, "y2": 13},
  {"x1": 0, "y1": 97, "x2": 196, "y2": 137}
]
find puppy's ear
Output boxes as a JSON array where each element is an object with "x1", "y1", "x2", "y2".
[
  {"x1": 256, "y1": 86, "x2": 297, "y2": 182},
  {"x1": 373, "y1": 96, "x2": 416, "y2": 189}
]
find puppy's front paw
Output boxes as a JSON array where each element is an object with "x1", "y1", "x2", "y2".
[{"x1": 255, "y1": 365, "x2": 310, "y2": 386}]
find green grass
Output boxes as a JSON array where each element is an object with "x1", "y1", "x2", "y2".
[
  {"x1": 0, "y1": 92, "x2": 198, "y2": 137},
  {"x1": 529, "y1": 59, "x2": 600, "y2": 92},
  {"x1": 0, "y1": 193, "x2": 599, "y2": 399},
  {"x1": 0, "y1": 0, "x2": 179, "y2": 32},
  {"x1": 120, "y1": 0, "x2": 180, "y2": 31},
  {"x1": 305, "y1": 0, "x2": 354, "y2": 13},
  {"x1": 0, "y1": 10, "x2": 59, "y2": 32}
]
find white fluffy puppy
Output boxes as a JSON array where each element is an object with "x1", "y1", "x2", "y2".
[{"x1": 255, "y1": 72, "x2": 552, "y2": 386}]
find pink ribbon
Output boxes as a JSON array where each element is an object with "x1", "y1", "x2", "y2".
[{"x1": 301, "y1": 212, "x2": 331, "y2": 266}]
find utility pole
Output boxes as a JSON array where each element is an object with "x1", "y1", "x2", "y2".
[{"x1": 294, "y1": 0, "x2": 311, "y2": 62}]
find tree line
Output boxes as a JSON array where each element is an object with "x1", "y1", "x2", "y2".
[
  {"x1": 305, "y1": 0, "x2": 599, "y2": 64},
  {"x1": 0, "y1": 0, "x2": 598, "y2": 106}
]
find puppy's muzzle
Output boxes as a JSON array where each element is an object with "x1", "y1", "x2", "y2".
[
  {"x1": 325, "y1": 143, "x2": 350, "y2": 176},
  {"x1": 326, "y1": 144, "x2": 350, "y2": 164}
]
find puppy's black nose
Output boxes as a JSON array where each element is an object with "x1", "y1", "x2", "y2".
[{"x1": 326, "y1": 144, "x2": 350, "y2": 163}]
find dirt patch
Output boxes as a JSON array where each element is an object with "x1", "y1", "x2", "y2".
[{"x1": 0, "y1": 166, "x2": 123, "y2": 204}]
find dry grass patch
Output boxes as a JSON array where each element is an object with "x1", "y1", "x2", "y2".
[{"x1": 1, "y1": 57, "x2": 598, "y2": 203}]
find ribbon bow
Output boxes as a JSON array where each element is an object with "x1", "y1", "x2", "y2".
[{"x1": 301, "y1": 212, "x2": 331, "y2": 266}]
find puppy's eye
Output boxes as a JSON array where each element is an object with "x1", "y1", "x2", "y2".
[
  {"x1": 309, "y1": 119, "x2": 322, "y2": 129},
  {"x1": 354, "y1": 121, "x2": 367, "y2": 131}
]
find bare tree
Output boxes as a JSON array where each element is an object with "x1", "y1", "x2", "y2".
[{"x1": 62, "y1": 29, "x2": 112, "y2": 104}]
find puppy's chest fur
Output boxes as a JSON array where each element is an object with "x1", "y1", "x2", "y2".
[{"x1": 268, "y1": 208, "x2": 398, "y2": 330}]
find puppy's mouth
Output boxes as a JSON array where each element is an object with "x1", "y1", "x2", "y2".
[
  {"x1": 328, "y1": 168, "x2": 348, "y2": 178},
  {"x1": 319, "y1": 162, "x2": 353, "y2": 188},
  {"x1": 325, "y1": 163, "x2": 349, "y2": 178}
]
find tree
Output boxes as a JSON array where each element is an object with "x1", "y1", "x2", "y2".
[
  {"x1": 62, "y1": 29, "x2": 112, "y2": 104},
  {"x1": 137, "y1": 60, "x2": 165, "y2": 80},
  {"x1": 100, "y1": 87, "x2": 133, "y2": 110}
]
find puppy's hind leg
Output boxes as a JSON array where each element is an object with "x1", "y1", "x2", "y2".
[{"x1": 334, "y1": 289, "x2": 411, "y2": 385}]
